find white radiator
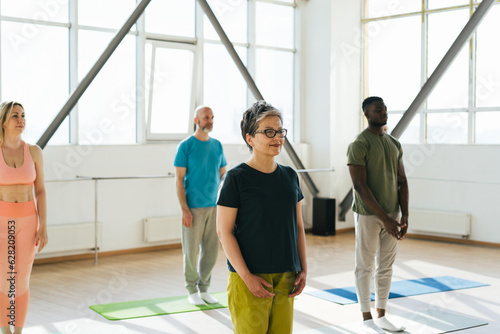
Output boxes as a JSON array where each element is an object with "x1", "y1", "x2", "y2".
[
  {"x1": 409, "y1": 209, "x2": 471, "y2": 238},
  {"x1": 43, "y1": 222, "x2": 102, "y2": 253},
  {"x1": 143, "y1": 216, "x2": 181, "y2": 243}
]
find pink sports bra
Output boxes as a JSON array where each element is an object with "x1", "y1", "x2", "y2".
[{"x1": 0, "y1": 142, "x2": 36, "y2": 186}]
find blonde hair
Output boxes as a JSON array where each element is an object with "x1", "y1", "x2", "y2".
[{"x1": 0, "y1": 101, "x2": 24, "y2": 144}]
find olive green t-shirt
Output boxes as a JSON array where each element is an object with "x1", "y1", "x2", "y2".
[{"x1": 347, "y1": 129, "x2": 403, "y2": 215}]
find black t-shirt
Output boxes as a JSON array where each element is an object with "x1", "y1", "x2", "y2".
[{"x1": 217, "y1": 163, "x2": 304, "y2": 273}]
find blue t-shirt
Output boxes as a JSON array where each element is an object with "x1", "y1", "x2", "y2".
[
  {"x1": 174, "y1": 136, "x2": 227, "y2": 208},
  {"x1": 217, "y1": 163, "x2": 304, "y2": 274}
]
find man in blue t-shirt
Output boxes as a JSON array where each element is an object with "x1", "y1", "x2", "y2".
[{"x1": 174, "y1": 106, "x2": 227, "y2": 305}]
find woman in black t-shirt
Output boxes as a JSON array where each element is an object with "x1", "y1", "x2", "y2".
[{"x1": 217, "y1": 101, "x2": 307, "y2": 334}]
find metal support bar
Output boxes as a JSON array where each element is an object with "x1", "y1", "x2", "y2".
[
  {"x1": 338, "y1": 190, "x2": 353, "y2": 222},
  {"x1": 295, "y1": 168, "x2": 335, "y2": 173},
  {"x1": 94, "y1": 179, "x2": 99, "y2": 265},
  {"x1": 197, "y1": 0, "x2": 319, "y2": 196},
  {"x1": 37, "y1": 0, "x2": 152, "y2": 149},
  {"x1": 391, "y1": 0, "x2": 495, "y2": 139}
]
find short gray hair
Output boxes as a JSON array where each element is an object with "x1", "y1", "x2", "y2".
[{"x1": 240, "y1": 101, "x2": 282, "y2": 152}]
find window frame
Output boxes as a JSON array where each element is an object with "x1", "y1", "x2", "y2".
[{"x1": 144, "y1": 39, "x2": 198, "y2": 141}]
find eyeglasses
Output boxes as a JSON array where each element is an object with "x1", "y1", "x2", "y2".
[{"x1": 254, "y1": 128, "x2": 288, "y2": 138}]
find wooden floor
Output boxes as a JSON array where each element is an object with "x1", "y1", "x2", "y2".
[{"x1": 24, "y1": 232, "x2": 500, "y2": 333}]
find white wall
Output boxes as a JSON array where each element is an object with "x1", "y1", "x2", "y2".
[
  {"x1": 41, "y1": 144, "x2": 186, "y2": 259},
  {"x1": 329, "y1": 0, "x2": 362, "y2": 229},
  {"x1": 300, "y1": 0, "x2": 332, "y2": 201},
  {"x1": 300, "y1": 0, "x2": 362, "y2": 229},
  {"x1": 403, "y1": 144, "x2": 500, "y2": 243}
]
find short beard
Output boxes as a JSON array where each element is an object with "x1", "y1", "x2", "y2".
[
  {"x1": 201, "y1": 126, "x2": 212, "y2": 134},
  {"x1": 369, "y1": 120, "x2": 387, "y2": 127}
]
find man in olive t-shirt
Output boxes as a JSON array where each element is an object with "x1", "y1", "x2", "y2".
[{"x1": 347, "y1": 96, "x2": 409, "y2": 333}]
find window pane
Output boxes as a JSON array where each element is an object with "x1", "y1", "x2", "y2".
[
  {"x1": 427, "y1": 112, "x2": 467, "y2": 144},
  {"x1": 1, "y1": 0, "x2": 68, "y2": 23},
  {"x1": 78, "y1": 31, "x2": 136, "y2": 144},
  {"x1": 386, "y1": 113, "x2": 420, "y2": 144},
  {"x1": 145, "y1": 43, "x2": 153, "y2": 125},
  {"x1": 427, "y1": 9, "x2": 469, "y2": 109},
  {"x1": 366, "y1": 0, "x2": 421, "y2": 18},
  {"x1": 204, "y1": 0, "x2": 247, "y2": 43},
  {"x1": 79, "y1": 0, "x2": 135, "y2": 29},
  {"x1": 475, "y1": 112, "x2": 500, "y2": 144},
  {"x1": 204, "y1": 43, "x2": 247, "y2": 144},
  {"x1": 427, "y1": 51, "x2": 468, "y2": 109},
  {"x1": 256, "y1": 49, "x2": 294, "y2": 140},
  {"x1": 145, "y1": 0, "x2": 195, "y2": 37},
  {"x1": 1, "y1": 22, "x2": 69, "y2": 145},
  {"x1": 367, "y1": 16, "x2": 421, "y2": 111},
  {"x1": 149, "y1": 47, "x2": 194, "y2": 134},
  {"x1": 476, "y1": 5, "x2": 500, "y2": 108},
  {"x1": 428, "y1": 10, "x2": 469, "y2": 73},
  {"x1": 256, "y1": 2, "x2": 294, "y2": 49},
  {"x1": 428, "y1": 0, "x2": 469, "y2": 10}
]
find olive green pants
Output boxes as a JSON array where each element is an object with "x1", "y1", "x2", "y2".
[{"x1": 227, "y1": 271, "x2": 296, "y2": 334}]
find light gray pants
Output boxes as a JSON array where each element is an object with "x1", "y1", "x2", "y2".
[
  {"x1": 354, "y1": 213, "x2": 399, "y2": 312},
  {"x1": 182, "y1": 207, "x2": 219, "y2": 294}
]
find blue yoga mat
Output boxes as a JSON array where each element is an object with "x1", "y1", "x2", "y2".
[{"x1": 306, "y1": 276, "x2": 489, "y2": 305}]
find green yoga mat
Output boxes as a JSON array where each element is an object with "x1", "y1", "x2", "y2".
[{"x1": 89, "y1": 292, "x2": 228, "y2": 320}]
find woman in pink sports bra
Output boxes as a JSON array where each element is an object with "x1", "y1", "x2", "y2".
[{"x1": 0, "y1": 101, "x2": 48, "y2": 334}]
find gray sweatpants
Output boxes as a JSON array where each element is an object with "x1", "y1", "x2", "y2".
[
  {"x1": 354, "y1": 213, "x2": 399, "y2": 312},
  {"x1": 181, "y1": 206, "x2": 219, "y2": 294}
]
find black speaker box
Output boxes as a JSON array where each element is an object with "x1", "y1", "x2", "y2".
[{"x1": 312, "y1": 197, "x2": 336, "y2": 236}]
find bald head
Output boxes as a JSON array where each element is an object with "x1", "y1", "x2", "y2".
[{"x1": 195, "y1": 106, "x2": 212, "y2": 118}]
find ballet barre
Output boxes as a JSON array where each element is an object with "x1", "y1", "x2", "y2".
[{"x1": 295, "y1": 168, "x2": 335, "y2": 173}]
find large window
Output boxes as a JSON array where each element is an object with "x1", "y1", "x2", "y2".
[
  {"x1": 0, "y1": 0, "x2": 298, "y2": 145},
  {"x1": 363, "y1": 0, "x2": 500, "y2": 144},
  {"x1": 145, "y1": 0, "x2": 297, "y2": 142}
]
